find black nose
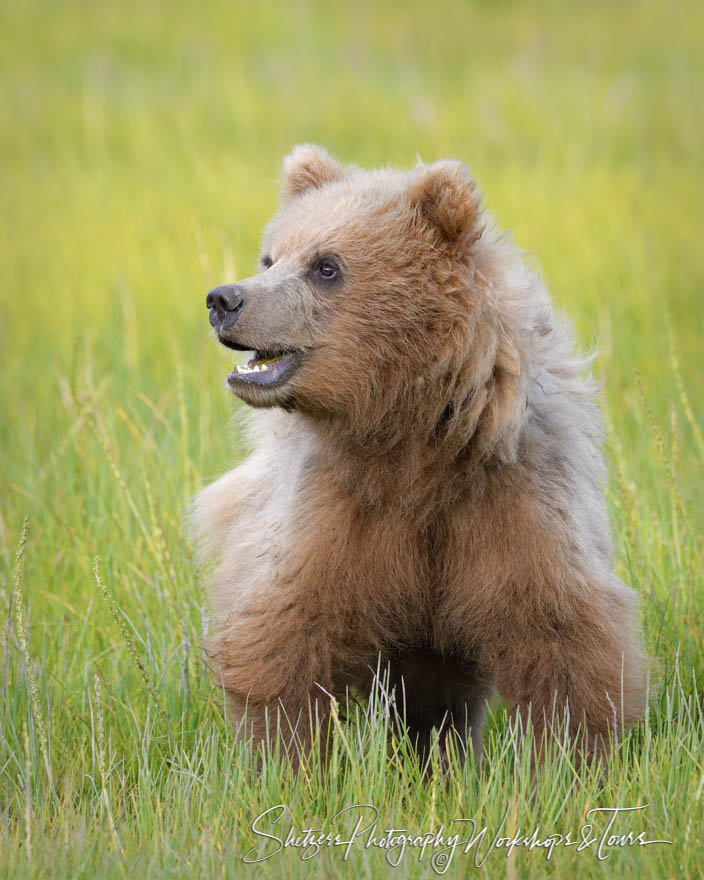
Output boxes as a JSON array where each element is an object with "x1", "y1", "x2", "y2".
[{"x1": 206, "y1": 284, "x2": 244, "y2": 329}]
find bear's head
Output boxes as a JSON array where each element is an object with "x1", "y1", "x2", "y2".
[{"x1": 206, "y1": 145, "x2": 526, "y2": 458}]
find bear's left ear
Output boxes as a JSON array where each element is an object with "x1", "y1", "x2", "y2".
[
  {"x1": 409, "y1": 160, "x2": 481, "y2": 247},
  {"x1": 282, "y1": 144, "x2": 343, "y2": 200}
]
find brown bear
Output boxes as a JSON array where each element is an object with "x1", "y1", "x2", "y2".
[{"x1": 193, "y1": 145, "x2": 648, "y2": 768}]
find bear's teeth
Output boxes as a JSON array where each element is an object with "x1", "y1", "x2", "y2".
[{"x1": 234, "y1": 362, "x2": 271, "y2": 375}]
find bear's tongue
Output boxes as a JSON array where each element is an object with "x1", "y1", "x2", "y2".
[{"x1": 248, "y1": 351, "x2": 285, "y2": 368}]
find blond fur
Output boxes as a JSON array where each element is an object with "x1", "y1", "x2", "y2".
[{"x1": 193, "y1": 145, "x2": 648, "y2": 766}]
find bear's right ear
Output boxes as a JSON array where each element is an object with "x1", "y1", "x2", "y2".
[{"x1": 281, "y1": 144, "x2": 343, "y2": 200}]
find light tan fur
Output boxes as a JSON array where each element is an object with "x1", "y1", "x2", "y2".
[{"x1": 193, "y1": 145, "x2": 648, "y2": 767}]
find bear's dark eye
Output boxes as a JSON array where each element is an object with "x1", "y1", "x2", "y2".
[
  {"x1": 261, "y1": 255, "x2": 273, "y2": 269},
  {"x1": 316, "y1": 257, "x2": 339, "y2": 281}
]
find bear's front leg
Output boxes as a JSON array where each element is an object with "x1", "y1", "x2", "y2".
[
  {"x1": 481, "y1": 574, "x2": 648, "y2": 766},
  {"x1": 206, "y1": 597, "x2": 340, "y2": 766},
  {"x1": 441, "y1": 481, "x2": 650, "y2": 770}
]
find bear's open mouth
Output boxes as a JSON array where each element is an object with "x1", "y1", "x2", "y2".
[{"x1": 227, "y1": 350, "x2": 301, "y2": 388}]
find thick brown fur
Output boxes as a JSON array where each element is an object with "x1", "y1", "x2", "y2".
[{"x1": 193, "y1": 145, "x2": 649, "y2": 769}]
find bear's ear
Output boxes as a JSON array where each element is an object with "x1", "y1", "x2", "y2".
[
  {"x1": 281, "y1": 144, "x2": 343, "y2": 199},
  {"x1": 409, "y1": 159, "x2": 481, "y2": 246}
]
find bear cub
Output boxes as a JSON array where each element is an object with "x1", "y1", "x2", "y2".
[{"x1": 194, "y1": 145, "x2": 647, "y2": 767}]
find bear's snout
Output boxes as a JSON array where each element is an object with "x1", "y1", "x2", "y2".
[{"x1": 206, "y1": 284, "x2": 244, "y2": 331}]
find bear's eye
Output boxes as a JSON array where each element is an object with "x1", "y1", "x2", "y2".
[
  {"x1": 316, "y1": 257, "x2": 339, "y2": 280},
  {"x1": 260, "y1": 255, "x2": 273, "y2": 269}
]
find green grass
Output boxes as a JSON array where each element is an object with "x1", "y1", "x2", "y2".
[{"x1": 1, "y1": 0, "x2": 703, "y2": 876}]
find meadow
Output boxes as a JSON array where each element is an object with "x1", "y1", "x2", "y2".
[{"x1": 1, "y1": 0, "x2": 703, "y2": 876}]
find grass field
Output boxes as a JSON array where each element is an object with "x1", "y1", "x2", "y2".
[{"x1": 1, "y1": 0, "x2": 703, "y2": 876}]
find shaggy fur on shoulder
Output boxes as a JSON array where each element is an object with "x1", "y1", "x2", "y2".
[{"x1": 194, "y1": 145, "x2": 648, "y2": 767}]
